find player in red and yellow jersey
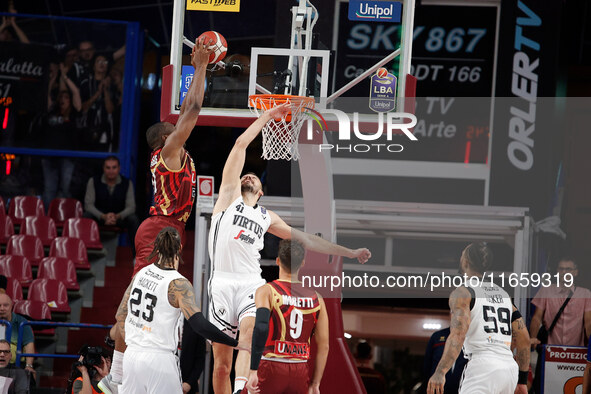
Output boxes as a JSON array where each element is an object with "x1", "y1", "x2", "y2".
[
  {"x1": 98, "y1": 37, "x2": 213, "y2": 394},
  {"x1": 132, "y1": 36, "x2": 212, "y2": 277},
  {"x1": 245, "y1": 240, "x2": 329, "y2": 394}
]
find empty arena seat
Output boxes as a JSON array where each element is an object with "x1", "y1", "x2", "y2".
[
  {"x1": 0, "y1": 255, "x2": 33, "y2": 287},
  {"x1": 5, "y1": 234, "x2": 45, "y2": 267},
  {"x1": 20, "y1": 216, "x2": 58, "y2": 247},
  {"x1": 8, "y1": 196, "x2": 45, "y2": 227},
  {"x1": 63, "y1": 218, "x2": 103, "y2": 250},
  {"x1": 48, "y1": 198, "x2": 83, "y2": 228},
  {"x1": 13, "y1": 299, "x2": 54, "y2": 335},
  {"x1": 14, "y1": 299, "x2": 52, "y2": 320},
  {"x1": 49, "y1": 237, "x2": 90, "y2": 270},
  {"x1": 28, "y1": 278, "x2": 70, "y2": 313},
  {"x1": 37, "y1": 257, "x2": 79, "y2": 291},
  {"x1": 5, "y1": 277, "x2": 23, "y2": 301},
  {"x1": 0, "y1": 216, "x2": 14, "y2": 245}
]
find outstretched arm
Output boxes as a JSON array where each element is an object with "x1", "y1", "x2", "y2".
[
  {"x1": 427, "y1": 286, "x2": 471, "y2": 394},
  {"x1": 512, "y1": 306, "x2": 531, "y2": 394},
  {"x1": 161, "y1": 37, "x2": 212, "y2": 170},
  {"x1": 267, "y1": 211, "x2": 371, "y2": 263},
  {"x1": 213, "y1": 103, "x2": 290, "y2": 216},
  {"x1": 168, "y1": 278, "x2": 238, "y2": 346}
]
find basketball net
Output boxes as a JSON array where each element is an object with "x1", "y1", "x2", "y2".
[{"x1": 248, "y1": 94, "x2": 315, "y2": 161}]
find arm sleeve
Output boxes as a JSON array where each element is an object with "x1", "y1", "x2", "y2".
[
  {"x1": 180, "y1": 319, "x2": 206, "y2": 389},
  {"x1": 84, "y1": 178, "x2": 103, "y2": 219},
  {"x1": 250, "y1": 308, "x2": 271, "y2": 371},
  {"x1": 118, "y1": 179, "x2": 136, "y2": 219},
  {"x1": 188, "y1": 312, "x2": 237, "y2": 347}
]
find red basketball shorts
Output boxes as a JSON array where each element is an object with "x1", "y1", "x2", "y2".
[
  {"x1": 245, "y1": 360, "x2": 309, "y2": 394},
  {"x1": 133, "y1": 215, "x2": 186, "y2": 276}
]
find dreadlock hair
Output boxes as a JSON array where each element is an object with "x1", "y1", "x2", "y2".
[
  {"x1": 464, "y1": 242, "x2": 494, "y2": 273},
  {"x1": 278, "y1": 239, "x2": 306, "y2": 273},
  {"x1": 148, "y1": 227, "x2": 183, "y2": 268},
  {"x1": 146, "y1": 122, "x2": 173, "y2": 150}
]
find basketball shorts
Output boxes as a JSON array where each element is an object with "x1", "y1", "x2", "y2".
[
  {"x1": 459, "y1": 355, "x2": 518, "y2": 394},
  {"x1": 120, "y1": 347, "x2": 182, "y2": 394},
  {"x1": 134, "y1": 215, "x2": 186, "y2": 277},
  {"x1": 241, "y1": 360, "x2": 309, "y2": 394},
  {"x1": 208, "y1": 271, "x2": 266, "y2": 339}
]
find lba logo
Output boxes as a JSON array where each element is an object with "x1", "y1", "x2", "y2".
[
  {"x1": 302, "y1": 108, "x2": 417, "y2": 153},
  {"x1": 348, "y1": 0, "x2": 402, "y2": 23}
]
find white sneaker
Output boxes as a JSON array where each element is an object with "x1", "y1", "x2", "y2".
[{"x1": 98, "y1": 374, "x2": 120, "y2": 394}]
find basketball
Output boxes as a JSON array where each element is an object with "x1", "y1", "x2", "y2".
[
  {"x1": 198, "y1": 31, "x2": 228, "y2": 64},
  {"x1": 377, "y1": 67, "x2": 388, "y2": 78}
]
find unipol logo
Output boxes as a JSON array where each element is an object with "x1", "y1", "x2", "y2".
[
  {"x1": 303, "y1": 109, "x2": 418, "y2": 153},
  {"x1": 348, "y1": 0, "x2": 402, "y2": 23}
]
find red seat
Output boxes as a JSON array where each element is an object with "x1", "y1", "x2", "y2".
[
  {"x1": 62, "y1": 218, "x2": 103, "y2": 250},
  {"x1": 14, "y1": 299, "x2": 52, "y2": 320},
  {"x1": 0, "y1": 255, "x2": 33, "y2": 286},
  {"x1": 20, "y1": 216, "x2": 58, "y2": 247},
  {"x1": 5, "y1": 234, "x2": 44, "y2": 267},
  {"x1": 13, "y1": 299, "x2": 54, "y2": 335},
  {"x1": 8, "y1": 196, "x2": 45, "y2": 226},
  {"x1": 37, "y1": 257, "x2": 79, "y2": 291},
  {"x1": 5, "y1": 277, "x2": 23, "y2": 301},
  {"x1": 48, "y1": 198, "x2": 83, "y2": 228},
  {"x1": 49, "y1": 237, "x2": 90, "y2": 270},
  {"x1": 27, "y1": 278, "x2": 70, "y2": 313},
  {"x1": 0, "y1": 216, "x2": 14, "y2": 245}
]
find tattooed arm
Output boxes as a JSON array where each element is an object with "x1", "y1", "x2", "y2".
[
  {"x1": 115, "y1": 282, "x2": 133, "y2": 341},
  {"x1": 169, "y1": 278, "x2": 238, "y2": 346},
  {"x1": 512, "y1": 305, "x2": 531, "y2": 394},
  {"x1": 427, "y1": 286, "x2": 471, "y2": 394}
]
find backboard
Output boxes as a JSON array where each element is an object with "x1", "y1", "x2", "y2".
[{"x1": 162, "y1": 0, "x2": 416, "y2": 129}]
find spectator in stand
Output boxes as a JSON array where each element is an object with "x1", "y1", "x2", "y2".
[
  {"x1": 0, "y1": 339, "x2": 30, "y2": 394},
  {"x1": 529, "y1": 257, "x2": 591, "y2": 393},
  {"x1": 41, "y1": 86, "x2": 82, "y2": 208},
  {"x1": 423, "y1": 326, "x2": 467, "y2": 394},
  {"x1": 84, "y1": 155, "x2": 139, "y2": 256},
  {"x1": 355, "y1": 341, "x2": 386, "y2": 394},
  {"x1": 80, "y1": 54, "x2": 115, "y2": 151},
  {"x1": 69, "y1": 40, "x2": 125, "y2": 88},
  {"x1": 0, "y1": 4, "x2": 29, "y2": 44},
  {"x1": 0, "y1": 294, "x2": 35, "y2": 379}
]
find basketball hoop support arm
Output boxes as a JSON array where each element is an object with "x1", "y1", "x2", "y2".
[{"x1": 286, "y1": 0, "x2": 317, "y2": 96}]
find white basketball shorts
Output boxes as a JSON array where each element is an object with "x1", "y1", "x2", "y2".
[
  {"x1": 459, "y1": 355, "x2": 518, "y2": 394},
  {"x1": 120, "y1": 347, "x2": 182, "y2": 394},
  {"x1": 208, "y1": 271, "x2": 266, "y2": 339}
]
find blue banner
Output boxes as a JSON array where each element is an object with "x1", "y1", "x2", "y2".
[
  {"x1": 348, "y1": 0, "x2": 402, "y2": 23},
  {"x1": 179, "y1": 65, "x2": 195, "y2": 107}
]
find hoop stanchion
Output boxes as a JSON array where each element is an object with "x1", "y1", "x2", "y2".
[{"x1": 248, "y1": 94, "x2": 314, "y2": 161}]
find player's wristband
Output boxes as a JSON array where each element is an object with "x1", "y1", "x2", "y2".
[
  {"x1": 250, "y1": 308, "x2": 271, "y2": 371},
  {"x1": 518, "y1": 370, "x2": 528, "y2": 385},
  {"x1": 188, "y1": 312, "x2": 238, "y2": 347}
]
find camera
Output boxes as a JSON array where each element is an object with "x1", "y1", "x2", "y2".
[{"x1": 73, "y1": 345, "x2": 105, "y2": 370}]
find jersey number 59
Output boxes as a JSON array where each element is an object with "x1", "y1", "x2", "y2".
[{"x1": 482, "y1": 306, "x2": 511, "y2": 335}]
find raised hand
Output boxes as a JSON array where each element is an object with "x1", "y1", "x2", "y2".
[
  {"x1": 191, "y1": 36, "x2": 214, "y2": 68},
  {"x1": 351, "y1": 248, "x2": 371, "y2": 264}
]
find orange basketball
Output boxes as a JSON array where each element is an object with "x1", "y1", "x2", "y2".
[{"x1": 197, "y1": 31, "x2": 228, "y2": 64}]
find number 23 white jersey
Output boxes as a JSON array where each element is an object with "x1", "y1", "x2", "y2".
[
  {"x1": 463, "y1": 282, "x2": 514, "y2": 359},
  {"x1": 125, "y1": 264, "x2": 185, "y2": 353}
]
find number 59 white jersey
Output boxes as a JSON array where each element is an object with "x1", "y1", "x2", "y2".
[
  {"x1": 125, "y1": 264, "x2": 185, "y2": 353},
  {"x1": 463, "y1": 282, "x2": 514, "y2": 360}
]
